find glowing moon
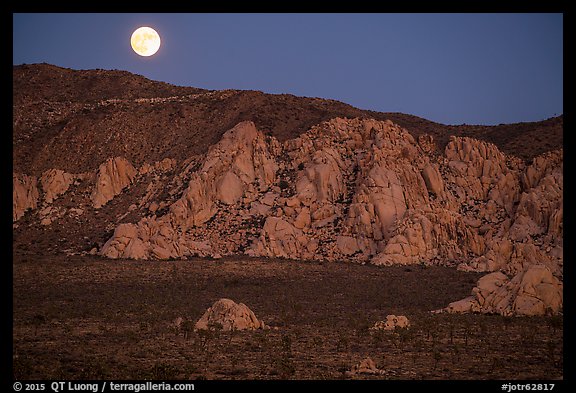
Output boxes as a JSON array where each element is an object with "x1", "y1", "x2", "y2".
[{"x1": 131, "y1": 27, "x2": 161, "y2": 57}]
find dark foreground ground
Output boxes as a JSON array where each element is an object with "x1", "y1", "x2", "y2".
[{"x1": 13, "y1": 254, "x2": 563, "y2": 380}]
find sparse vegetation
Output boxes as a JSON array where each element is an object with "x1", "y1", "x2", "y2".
[
  {"x1": 12, "y1": 254, "x2": 563, "y2": 380},
  {"x1": 31, "y1": 314, "x2": 47, "y2": 336}
]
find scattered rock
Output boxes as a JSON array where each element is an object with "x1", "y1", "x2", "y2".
[
  {"x1": 69, "y1": 207, "x2": 84, "y2": 217},
  {"x1": 38, "y1": 205, "x2": 69, "y2": 226},
  {"x1": 370, "y1": 315, "x2": 410, "y2": 331}
]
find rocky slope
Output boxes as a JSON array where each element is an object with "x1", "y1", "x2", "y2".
[
  {"x1": 14, "y1": 63, "x2": 562, "y2": 176},
  {"x1": 12, "y1": 64, "x2": 563, "y2": 316}
]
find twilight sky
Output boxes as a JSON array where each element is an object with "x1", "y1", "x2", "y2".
[{"x1": 13, "y1": 13, "x2": 563, "y2": 125}]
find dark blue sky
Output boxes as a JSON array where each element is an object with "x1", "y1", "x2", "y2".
[{"x1": 13, "y1": 13, "x2": 563, "y2": 125}]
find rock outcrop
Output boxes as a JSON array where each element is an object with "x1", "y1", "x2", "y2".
[
  {"x1": 247, "y1": 118, "x2": 433, "y2": 260},
  {"x1": 40, "y1": 169, "x2": 75, "y2": 204},
  {"x1": 101, "y1": 121, "x2": 281, "y2": 260},
  {"x1": 441, "y1": 264, "x2": 563, "y2": 316},
  {"x1": 100, "y1": 218, "x2": 214, "y2": 260},
  {"x1": 194, "y1": 298, "x2": 267, "y2": 331},
  {"x1": 457, "y1": 149, "x2": 563, "y2": 277},
  {"x1": 13, "y1": 173, "x2": 39, "y2": 221},
  {"x1": 91, "y1": 157, "x2": 137, "y2": 208}
]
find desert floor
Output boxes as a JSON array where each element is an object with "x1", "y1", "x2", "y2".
[{"x1": 13, "y1": 254, "x2": 563, "y2": 380}]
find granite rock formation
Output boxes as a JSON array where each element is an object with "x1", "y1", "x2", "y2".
[{"x1": 12, "y1": 65, "x2": 563, "y2": 316}]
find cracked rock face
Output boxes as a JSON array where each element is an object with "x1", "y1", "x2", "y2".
[
  {"x1": 40, "y1": 169, "x2": 75, "y2": 204},
  {"x1": 91, "y1": 157, "x2": 137, "y2": 208}
]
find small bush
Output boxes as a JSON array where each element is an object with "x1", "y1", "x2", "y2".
[{"x1": 149, "y1": 362, "x2": 179, "y2": 380}]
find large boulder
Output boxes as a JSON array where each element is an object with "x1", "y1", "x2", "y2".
[
  {"x1": 444, "y1": 136, "x2": 508, "y2": 200},
  {"x1": 421, "y1": 164, "x2": 444, "y2": 196},
  {"x1": 372, "y1": 208, "x2": 484, "y2": 266},
  {"x1": 215, "y1": 171, "x2": 244, "y2": 205},
  {"x1": 295, "y1": 148, "x2": 346, "y2": 205},
  {"x1": 515, "y1": 165, "x2": 562, "y2": 239},
  {"x1": 336, "y1": 235, "x2": 360, "y2": 256},
  {"x1": 195, "y1": 298, "x2": 267, "y2": 331},
  {"x1": 347, "y1": 164, "x2": 415, "y2": 247}
]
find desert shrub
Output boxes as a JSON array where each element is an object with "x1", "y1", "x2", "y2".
[
  {"x1": 149, "y1": 362, "x2": 179, "y2": 380},
  {"x1": 274, "y1": 334, "x2": 295, "y2": 378},
  {"x1": 180, "y1": 320, "x2": 195, "y2": 340},
  {"x1": 79, "y1": 359, "x2": 110, "y2": 379},
  {"x1": 13, "y1": 355, "x2": 33, "y2": 379},
  {"x1": 274, "y1": 356, "x2": 295, "y2": 379},
  {"x1": 433, "y1": 348, "x2": 442, "y2": 369},
  {"x1": 31, "y1": 314, "x2": 47, "y2": 336},
  {"x1": 124, "y1": 330, "x2": 140, "y2": 343},
  {"x1": 547, "y1": 315, "x2": 563, "y2": 333}
]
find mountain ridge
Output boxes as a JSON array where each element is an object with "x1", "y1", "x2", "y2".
[{"x1": 13, "y1": 63, "x2": 562, "y2": 176}]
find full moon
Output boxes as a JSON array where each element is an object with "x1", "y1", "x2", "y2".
[{"x1": 131, "y1": 27, "x2": 161, "y2": 57}]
